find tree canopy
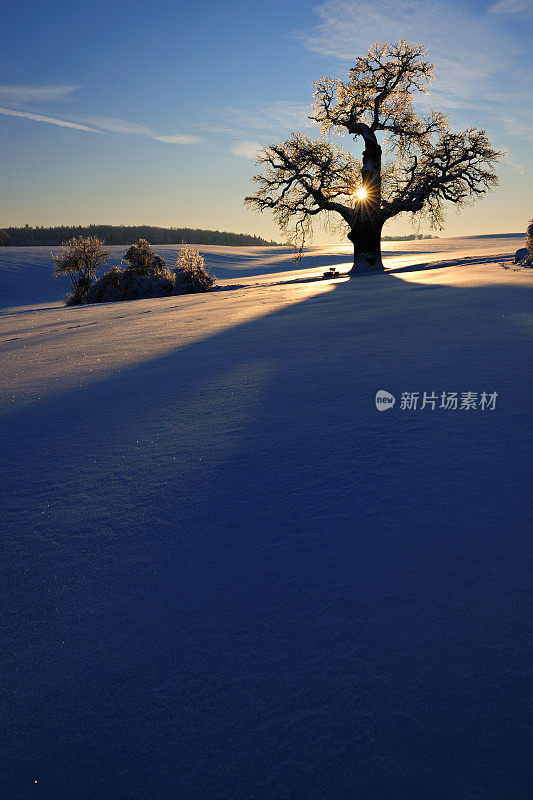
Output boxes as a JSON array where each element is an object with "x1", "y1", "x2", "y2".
[{"x1": 246, "y1": 40, "x2": 501, "y2": 273}]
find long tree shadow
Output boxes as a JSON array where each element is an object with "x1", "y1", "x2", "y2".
[{"x1": 1, "y1": 269, "x2": 531, "y2": 800}]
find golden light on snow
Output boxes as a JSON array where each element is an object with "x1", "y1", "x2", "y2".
[{"x1": 355, "y1": 187, "x2": 367, "y2": 201}]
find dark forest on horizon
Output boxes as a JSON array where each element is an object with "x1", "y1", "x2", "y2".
[
  {"x1": 0, "y1": 224, "x2": 440, "y2": 247},
  {"x1": 0, "y1": 224, "x2": 279, "y2": 247}
]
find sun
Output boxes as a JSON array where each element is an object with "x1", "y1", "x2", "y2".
[{"x1": 355, "y1": 187, "x2": 367, "y2": 201}]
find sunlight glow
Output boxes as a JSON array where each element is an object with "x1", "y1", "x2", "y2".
[{"x1": 355, "y1": 187, "x2": 367, "y2": 201}]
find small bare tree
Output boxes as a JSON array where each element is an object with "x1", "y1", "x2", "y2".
[
  {"x1": 123, "y1": 239, "x2": 167, "y2": 275},
  {"x1": 52, "y1": 235, "x2": 110, "y2": 304},
  {"x1": 526, "y1": 220, "x2": 533, "y2": 257},
  {"x1": 174, "y1": 243, "x2": 215, "y2": 293},
  {"x1": 246, "y1": 41, "x2": 501, "y2": 274}
]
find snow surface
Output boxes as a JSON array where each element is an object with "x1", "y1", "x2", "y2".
[
  {"x1": 1, "y1": 236, "x2": 531, "y2": 799},
  {"x1": 0, "y1": 233, "x2": 524, "y2": 310}
]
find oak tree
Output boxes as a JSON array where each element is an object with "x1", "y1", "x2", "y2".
[{"x1": 246, "y1": 41, "x2": 501, "y2": 274}]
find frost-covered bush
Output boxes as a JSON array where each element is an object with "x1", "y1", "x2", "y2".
[
  {"x1": 84, "y1": 239, "x2": 175, "y2": 304},
  {"x1": 173, "y1": 243, "x2": 215, "y2": 294},
  {"x1": 53, "y1": 235, "x2": 110, "y2": 305},
  {"x1": 526, "y1": 220, "x2": 533, "y2": 258},
  {"x1": 80, "y1": 240, "x2": 215, "y2": 304},
  {"x1": 84, "y1": 266, "x2": 175, "y2": 303},
  {"x1": 515, "y1": 220, "x2": 533, "y2": 266},
  {"x1": 123, "y1": 239, "x2": 167, "y2": 275},
  {"x1": 64, "y1": 281, "x2": 92, "y2": 306}
]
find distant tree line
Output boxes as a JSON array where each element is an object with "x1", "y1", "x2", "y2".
[
  {"x1": 0, "y1": 224, "x2": 279, "y2": 247},
  {"x1": 0, "y1": 224, "x2": 438, "y2": 248},
  {"x1": 381, "y1": 233, "x2": 439, "y2": 241}
]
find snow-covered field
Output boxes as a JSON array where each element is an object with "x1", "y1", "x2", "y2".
[
  {"x1": 1, "y1": 235, "x2": 531, "y2": 799},
  {"x1": 0, "y1": 233, "x2": 525, "y2": 310}
]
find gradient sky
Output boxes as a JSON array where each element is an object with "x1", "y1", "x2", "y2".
[{"x1": 0, "y1": 0, "x2": 531, "y2": 241}]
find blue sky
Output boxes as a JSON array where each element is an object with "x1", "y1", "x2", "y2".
[{"x1": 0, "y1": 0, "x2": 531, "y2": 240}]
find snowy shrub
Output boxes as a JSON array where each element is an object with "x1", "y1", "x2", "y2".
[
  {"x1": 514, "y1": 248, "x2": 529, "y2": 264},
  {"x1": 65, "y1": 281, "x2": 92, "y2": 306},
  {"x1": 78, "y1": 240, "x2": 215, "y2": 304},
  {"x1": 84, "y1": 265, "x2": 175, "y2": 304},
  {"x1": 53, "y1": 235, "x2": 110, "y2": 305},
  {"x1": 173, "y1": 243, "x2": 215, "y2": 294},
  {"x1": 123, "y1": 239, "x2": 167, "y2": 275},
  {"x1": 526, "y1": 220, "x2": 533, "y2": 259},
  {"x1": 514, "y1": 221, "x2": 533, "y2": 266},
  {"x1": 83, "y1": 239, "x2": 176, "y2": 304}
]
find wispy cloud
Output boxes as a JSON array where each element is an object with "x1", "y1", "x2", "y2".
[
  {"x1": 197, "y1": 123, "x2": 245, "y2": 135},
  {"x1": 82, "y1": 116, "x2": 154, "y2": 136},
  {"x1": 502, "y1": 152, "x2": 526, "y2": 174},
  {"x1": 231, "y1": 141, "x2": 262, "y2": 159},
  {"x1": 0, "y1": 107, "x2": 202, "y2": 144},
  {"x1": 298, "y1": 0, "x2": 518, "y2": 104},
  {"x1": 252, "y1": 101, "x2": 314, "y2": 131},
  {"x1": 208, "y1": 101, "x2": 315, "y2": 137},
  {"x1": 488, "y1": 0, "x2": 532, "y2": 13},
  {"x1": 82, "y1": 115, "x2": 202, "y2": 143},
  {"x1": 294, "y1": 0, "x2": 533, "y2": 156},
  {"x1": 0, "y1": 106, "x2": 100, "y2": 132},
  {"x1": 0, "y1": 85, "x2": 79, "y2": 103},
  {"x1": 151, "y1": 133, "x2": 202, "y2": 144},
  {"x1": 501, "y1": 118, "x2": 533, "y2": 142}
]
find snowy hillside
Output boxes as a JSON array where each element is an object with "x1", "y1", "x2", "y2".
[
  {"x1": 1, "y1": 236, "x2": 531, "y2": 799},
  {"x1": 0, "y1": 233, "x2": 524, "y2": 309}
]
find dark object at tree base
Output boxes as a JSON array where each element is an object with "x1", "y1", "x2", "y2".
[
  {"x1": 322, "y1": 269, "x2": 342, "y2": 278},
  {"x1": 514, "y1": 247, "x2": 532, "y2": 266},
  {"x1": 349, "y1": 258, "x2": 386, "y2": 275}
]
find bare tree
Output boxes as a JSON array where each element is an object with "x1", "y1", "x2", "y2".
[
  {"x1": 52, "y1": 235, "x2": 110, "y2": 304},
  {"x1": 123, "y1": 239, "x2": 167, "y2": 275},
  {"x1": 245, "y1": 41, "x2": 501, "y2": 274},
  {"x1": 526, "y1": 220, "x2": 533, "y2": 257},
  {"x1": 174, "y1": 243, "x2": 216, "y2": 293}
]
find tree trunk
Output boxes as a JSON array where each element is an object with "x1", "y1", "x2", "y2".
[
  {"x1": 347, "y1": 124, "x2": 385, "y2": 274},
  {"x1": 348, "y1": 216, "x2": 385, "y2": 274}
]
